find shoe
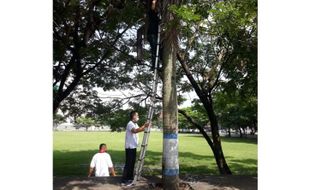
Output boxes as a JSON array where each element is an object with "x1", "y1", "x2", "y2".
[
  {"x1": 126, "y1": 181, "x2": 135, "y2": 187},
  {"x1": 121, "y1": 179, "x2": 128, "y2": 186}
]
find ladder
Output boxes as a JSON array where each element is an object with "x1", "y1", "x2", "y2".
[{"x1": 132, "y1": 14, "x2": 162, "y2": 184}]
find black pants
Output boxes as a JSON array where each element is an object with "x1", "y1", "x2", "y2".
[
  {"x1": 147, "y1": 34, "x2": 158, "y2": 70},
  {"x1": 122, "y1": 148, "x2": 137, "y2": 181}
]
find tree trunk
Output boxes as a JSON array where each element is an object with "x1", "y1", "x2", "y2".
[
  {"x1": 161, "y1": 1, "x2": 180, "y2": 188},
  {"x1": 239, "y1": 128, "x2": 243, "y2": 138},
  {"x1": 228, "y1": 127, "x2": 231, "y2": 137},
  {"x1": 53, "y1": 74, "x2": 82, "y2": 114},
  {"x1": 204, "y1": 96, "x2": 232, "y2": 174},
  {"x1": 253, "y1": 121, "x2": 257, "y2": 134},
  {"x1": 177, "y1": 53, "x2": 232, "y2": 175},
  {"x1": 178, "y1": 109, "x2": 214, "y2": 150},
  {"x1": 162, "y1": 32, "x2": 179, "y2": 190}
]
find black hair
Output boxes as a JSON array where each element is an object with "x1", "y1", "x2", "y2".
[
  {"x1": 99, "y1": 143, "x2": 106, "y2": 150},
  {"x1": 130, "y1": 111, "x2": 138, "y2": 120}
]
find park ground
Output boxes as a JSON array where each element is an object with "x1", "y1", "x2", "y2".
[{"x1": 54, "y1": 131, "x2": 257, "y2": 189}]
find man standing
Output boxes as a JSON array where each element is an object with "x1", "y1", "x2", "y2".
[
  {"x1": 121, "y1": 111, "x2": 150, "y2": 184},
  {"x1": 88, "y1": 143, "x2": 116, "y2": 177}
]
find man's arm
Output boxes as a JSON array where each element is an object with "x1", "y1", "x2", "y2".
[
  {"x1": 88, "y1": 167, "x2": 94, "y2": 177},
  {"x1": 131, "y1": 122, "x2": 150, "y2": 133},
  {"x1": 88, "y1": 155, "x2": 96, "y2": 177},
  {"x1": 109, "y1": 167, "x2": 116, "y2": 176}
]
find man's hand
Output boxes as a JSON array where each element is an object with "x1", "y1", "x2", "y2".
[
  {"x1": 144, "y1": 122, "x2": 150, "y2": 128},
  {"x1": 109, "y1": 167, "x2": 116, "y2": 176},
  {"x1": 88, "y1": 167, "x2": 94, "y2": 177},
  {"x1": 131, "y1": 122, "x2": 151, "y2": 133}
]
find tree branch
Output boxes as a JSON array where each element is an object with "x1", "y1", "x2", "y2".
[
  {"x1": 209, "y1": 53, "x2": 233, "y2": 92},
  {"x1": 177, "y1": 53, "x2": 204, "y2": 98},
  {"x1": 178, "y1": 109, "x2": 214, "y2": 149},
  {"x1": 82, "y1": 24, "x2": 132, "y2": 76}
]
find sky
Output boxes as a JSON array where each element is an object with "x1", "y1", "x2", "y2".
[{"x1": 95, "y1": 87, "x2": 199, "y2": 109}]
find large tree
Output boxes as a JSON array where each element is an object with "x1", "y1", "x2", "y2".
[
  {"x1": 53, "y1": 0, "x2": 143, "y2": 113},
  {"x1": 173, "y1": 0, "x2": 257, "y2": 174}
]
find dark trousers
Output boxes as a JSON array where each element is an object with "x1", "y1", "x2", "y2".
[
  {"x1": 122, "y1": 148, "x2": 137, "y2": 181},
  {"x1": 147, "y1": 34, "x2": 158, "y2": 70}
]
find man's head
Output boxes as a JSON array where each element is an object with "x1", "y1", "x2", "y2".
[
  {"x1": 99, "y1": 143, "x2": 107, "y2": 153},
  {"x1": 148, "y1": 0, "x2": 157, "y2": 11},
  {"x1": 130, "y1": 111, "x2": 139, "y2": 123}
]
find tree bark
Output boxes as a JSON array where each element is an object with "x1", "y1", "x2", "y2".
[
  {"x1": 162, "y1": 0, "x2": 180, "y2": 188},
  {"x1": 177, "y1": 53, "x2": 232, "y2": 175},
  {"x1": 162, "y1": 30, "x2": 179, "y2": 190},
  {"x1": 239, "y1": 128, "x2": 243, "y2": 138},
  {"x1": 53, "y1": 73, "x2": 82, "y2": 113}
]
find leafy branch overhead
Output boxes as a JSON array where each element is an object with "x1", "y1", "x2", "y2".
[{"x1": 53, "y1": 0, "x2": 257, "y2": 136}]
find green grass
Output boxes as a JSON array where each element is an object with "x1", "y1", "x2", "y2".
[{"x1": 53, "y1": 131, "x2": 257, "y2": 176}]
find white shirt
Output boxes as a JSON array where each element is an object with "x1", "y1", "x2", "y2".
[
  {"x1": 90, "y1": 152, "x2": 113, "y2": 177},
  {"x1": 125, "y1": 121, "x2": 139, "y2": 149}
]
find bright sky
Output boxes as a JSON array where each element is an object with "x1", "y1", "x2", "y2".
[{"x1": 95, "y1": 87, "x2": 198, "y2": 109}]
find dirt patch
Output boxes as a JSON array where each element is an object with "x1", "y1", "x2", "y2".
[{"x1": 54, "y1": 175, "x2": 257, "y2": 190}]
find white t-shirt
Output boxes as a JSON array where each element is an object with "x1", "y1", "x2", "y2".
[
  {"x1": 125, "y1": 121, "x2": 139, "y2": 149},
  {"x1": 90, "y1": 152, "x2": 113, "y2": 177}
]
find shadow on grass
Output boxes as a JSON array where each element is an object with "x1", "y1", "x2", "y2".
[
  {"x1": 182, "y1": 134, "x2": 257, "y2": 144},
  {"x1": 221, "y1": 137, "x2": 257, "y2": 144},
  {"x1": 143, "y1": 151, "x2": 222, "y2": 175},
  {"x1": 228, "y1": 158, "x2": 257, "y2": 175},
  {"x1": 54, "y1": 149, "x2": 257, "y2": 176}
]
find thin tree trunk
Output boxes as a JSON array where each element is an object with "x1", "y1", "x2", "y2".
[
  {"x1": 53, "y1": 73, "x2": 82, "y2": 113},
  {"x1": 177, "y1": 53, "x2": 232, "y2": 175},
  {"x1": 178, "y1": 109, "x2": 214, "y2": 150},
  {"x1": 205, "y1": 96, "x2": 232, "y2": 174},
  {"x1": 239, "y1": 128, "x2": 243, "y2": 138}
]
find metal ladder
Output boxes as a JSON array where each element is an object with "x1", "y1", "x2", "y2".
[{"x1": 132, "y1": 14, "x2": 162, "y2": 184}]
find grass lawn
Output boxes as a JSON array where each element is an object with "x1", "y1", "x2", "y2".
[{"x1": 53, "y1": 131, "x2": 257, "y2": 176}]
